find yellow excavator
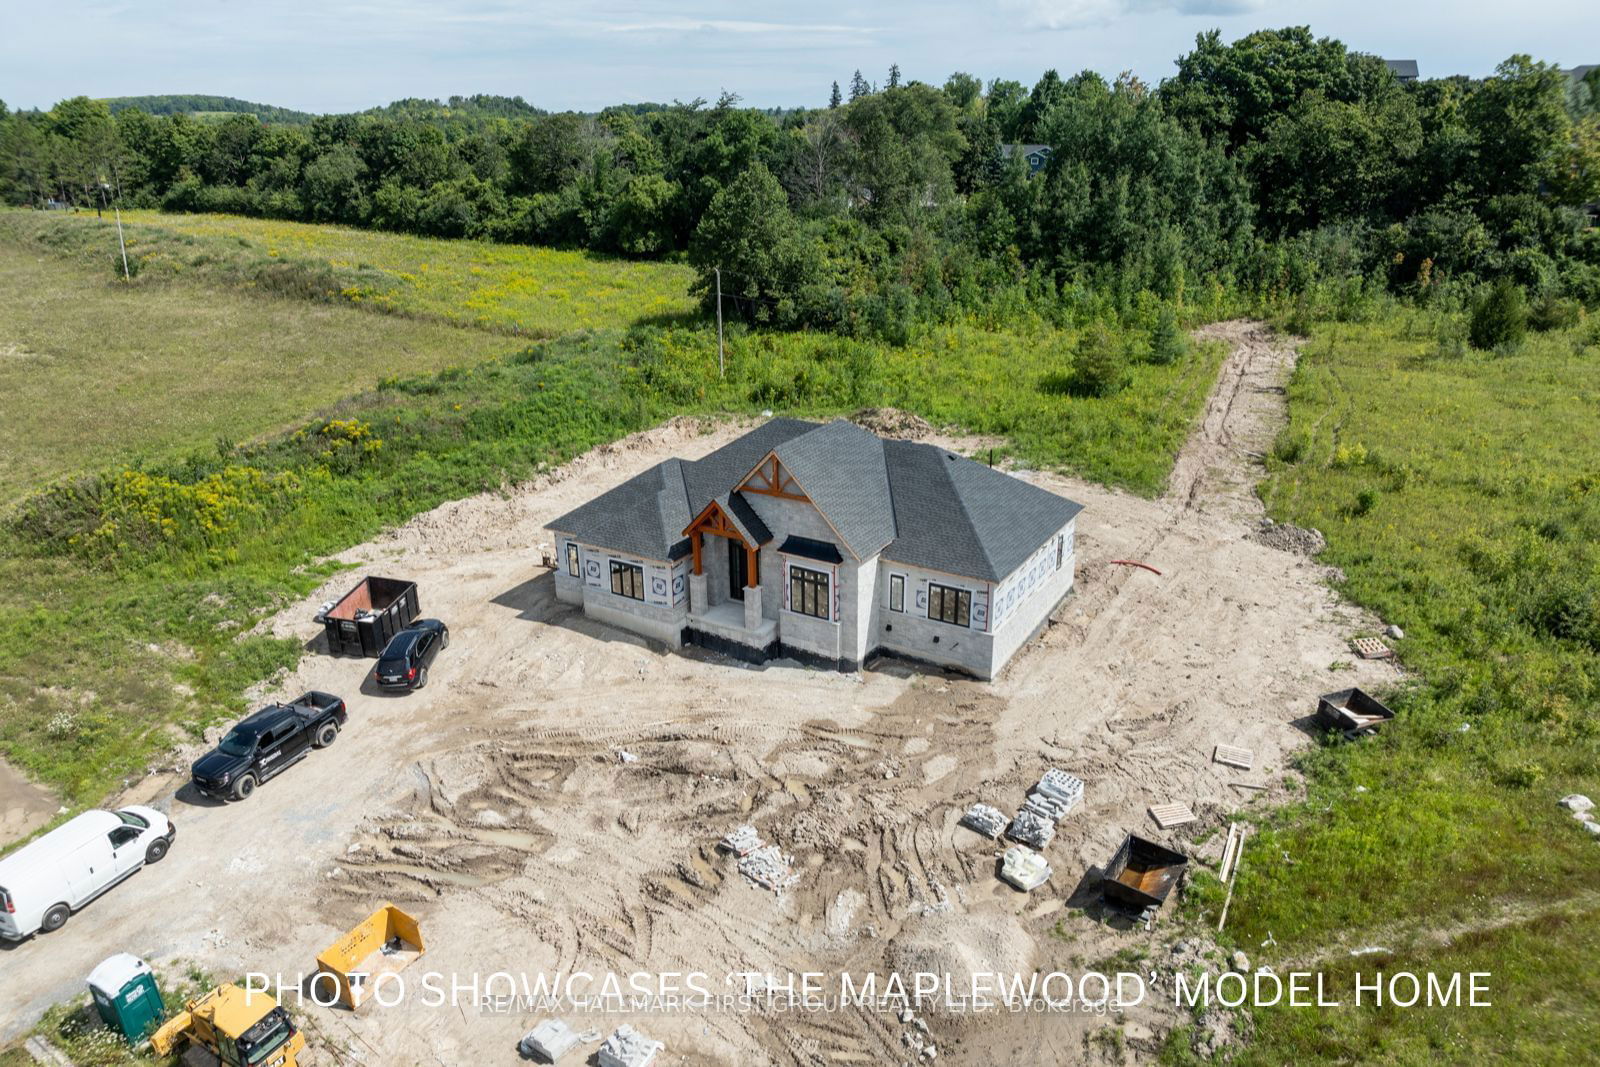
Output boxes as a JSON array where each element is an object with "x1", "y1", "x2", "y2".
[{"x1": 150, "y1": 983, "x2": 305, "y2": 1067}]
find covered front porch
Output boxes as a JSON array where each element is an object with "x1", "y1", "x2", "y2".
[{"x1": 683, "y1": 494, "x2": 774, "y2": 651}]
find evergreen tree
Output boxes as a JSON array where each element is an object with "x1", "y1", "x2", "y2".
[
  {"x1": 849, "y1": 70, "x2": 871, "y2": 101},
  {"x1": 829, "y1": 81, "x2": 842, "y2": 109},
  {"x1": 1070, "y1": 324, "x2": 1130, "y2": 396},
  {"x1": 1469, "y1": 280, "x2": 1529, "y2": 351},
  {"x1": 887, "y1": 64, "x2": 902, "y2": 89},
  {"x1": 1148, "y1": 307, "x2": 1187, "y2": 366}
]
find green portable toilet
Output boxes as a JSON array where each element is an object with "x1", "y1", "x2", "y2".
[{"x1": 87, "y1": 954, "x2": 164, "y2": 1046}]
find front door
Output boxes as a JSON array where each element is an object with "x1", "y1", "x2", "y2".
[{"x1": 728, "y1": 538, "x2": 747, "y2": 601}]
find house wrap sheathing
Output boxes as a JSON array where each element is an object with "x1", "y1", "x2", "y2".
[{"x1": 546, "y1": 418, "x2": 1082, "y2": 679}]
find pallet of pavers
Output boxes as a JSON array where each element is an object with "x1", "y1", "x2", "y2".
[{"x1": 520, "y1": 1018, "x2": 581, "y2": 1062}]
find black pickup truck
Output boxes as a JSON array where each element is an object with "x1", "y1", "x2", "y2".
[{"x1": 190, "y1": 692, "x2": 347, "y2": 801}]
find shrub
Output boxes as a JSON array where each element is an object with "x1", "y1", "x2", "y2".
[
  {"x1": 1332, "y1": 442, "x2": 1369, "y2": 469},
  {"x1": 1468, "y1": 280, "x2": 1528, "y2": 351},
  {"x1": 1528, "y1": 292, "x2": 1582, "y2": 333},
  {"x1": 1271, "y1": 430, "x2": 1309, "y2": 465}
]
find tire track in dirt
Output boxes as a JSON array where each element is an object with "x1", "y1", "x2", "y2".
[{"x1": 101, "y1": 318, "x2": 1403, "y2": 1067}]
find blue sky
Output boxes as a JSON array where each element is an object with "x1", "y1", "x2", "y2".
[{"x1": 1, "y1": 1, "x2": 1593, "y2": 113}]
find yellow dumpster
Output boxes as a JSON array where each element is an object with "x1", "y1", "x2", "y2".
[{"x1": 314, "y1": 903, "x2": 425, "y2": 1010}]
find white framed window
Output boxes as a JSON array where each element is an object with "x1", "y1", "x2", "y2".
[
  {"x1": 889, "y1": 573, "x2": 905, "y2": 613},
  {"x1": 928, "y1": 583, "x2": 971, "y2": 627},
  {"x1": 1055, "y1": 535, "x2": 1064, "y2": 570},
  {"x1": 566, "y1": 542, "x2": 580, "y2": 577}
]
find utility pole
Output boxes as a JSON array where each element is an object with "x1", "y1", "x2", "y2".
[
  {"x1": 715, "y1": 266, "x2": 725, "y2": 379},
  {"x1": 115, "y1": 204, "x2": 130, "y2": 282},
  {"x1": 101, "y1": 182, "x2": 130, "y2": 281}
]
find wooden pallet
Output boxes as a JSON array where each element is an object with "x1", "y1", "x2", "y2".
[
  {"x1": 1350, "y1": 636, "x2": 1393, "y2": 660},
  {"x1": 1148, "y1": 802, "x2": 1197, "y2": 829},
  {"x1": 1213, "y1": 744, "x2": 1254, "y2": 771}
]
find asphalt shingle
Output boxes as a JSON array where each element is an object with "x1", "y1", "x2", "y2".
[{"x1": 547, "y1": 418, "x2": 1082, "y2": 582}]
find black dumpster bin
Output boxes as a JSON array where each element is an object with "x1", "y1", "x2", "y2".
[
  {"x1": 315, "y1": 576, "x2": 420, "y2": 656},
  {"x1": 1315, "y1": 687, "x2": 1396, "y2": 736},
  {"x1": 1100, "y1": 834, "x2": 1189, "y2": 912}
]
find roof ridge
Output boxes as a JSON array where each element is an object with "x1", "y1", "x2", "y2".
[{"x1": 930, "y1": 442, "x2": 1000, "y2": 580}]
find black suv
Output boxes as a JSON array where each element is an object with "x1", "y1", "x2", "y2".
[
  {"x1": 190, "y1": 691, "x2": 347, "y2": 800},
  {"x1": 373, "y1": 619, "x2": 449, "y2": 691}
]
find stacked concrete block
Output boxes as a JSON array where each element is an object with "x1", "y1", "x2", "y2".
[
  {"x1": 519, "y1": 1018, "x2": 580, "y2": 1062},
  {"x1": 598, "y1": 1025, "x2": 663, "y2": 1067},
  {"x1": 959, "y1": 803, "x2": 1008, "y2": 839},
  {"x1": 1006, "y1": 808, "x2": 1055, "y2": 849},
  {"x1": 1033, "y1": 769, "x2": 1084, "y2": 812}
]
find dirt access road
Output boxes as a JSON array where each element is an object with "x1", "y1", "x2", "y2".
[{"x1": 0, "y1": 322, "x2": 1397, "y2": 1064}]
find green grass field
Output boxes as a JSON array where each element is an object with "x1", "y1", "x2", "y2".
[
  {"x1": 0, "y1": 241, "x2": 518, "y2": 501},
  {"x1": 1181, "y1": 311, "x2": 1600, "y2": 1064},
  {"x1": 114, "y1": 209, "x2": 698, "y2": 333},
  {"x1": 0, "y1": 209, "x2": 1225, "y2": 809}
]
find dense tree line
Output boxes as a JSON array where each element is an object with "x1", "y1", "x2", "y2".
[
  {"x1": 102, "y1": 95, "x2": 315, "y2": 124},
  {"x1": 3, "y1": 27, "x2": 1598, "y2": 336}
]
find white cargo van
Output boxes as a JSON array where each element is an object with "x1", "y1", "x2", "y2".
[{"x1": 0, "y1": 806, "x2": 175, "y2": 940}]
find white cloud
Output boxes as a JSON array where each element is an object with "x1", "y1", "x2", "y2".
[
  {"x1": 1003, "y1": 0, "x2": 1269, "y2": 31},
  {"x1": 603, "y1": 18, "x2": 875, "y2": 36}
]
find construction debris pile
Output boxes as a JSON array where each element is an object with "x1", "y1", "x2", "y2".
[
  {"x1": 1250, "y1": 517, "x2": 1326, "y2": 556},
  {"x1": 718, "y1": 824, "x2": 762, "y2": 856},
  {"x1": 719, "y1": 825, "x2": 797, "y2": 891}
]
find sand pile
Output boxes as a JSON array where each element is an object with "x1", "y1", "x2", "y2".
[
  {"x1": 850, "y1": 407, "x2": 933, "y2": 439},
  {"x1": 1250, "y1": 517, "x2": 1326, "y2": 556},
  {"x1": 887, "y1": 911, "x2": 1035, "y2": 984}
]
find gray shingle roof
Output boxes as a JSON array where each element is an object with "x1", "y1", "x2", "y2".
[
  {"x1": 770, "y1": 420, "x2": 896, "y2": 559},
  {"x1": 544, "y1": 457, "x2": 693, "y2": 562},
  {"x1": 719, "y1": 492, "x2": 772, "y2": 546},
  {"x1": 547, "y1": 418, "x2": 1082, "y2": 582},
  {"x1": 882, "y1": 440, "x2": 1082, "y2": 581}
]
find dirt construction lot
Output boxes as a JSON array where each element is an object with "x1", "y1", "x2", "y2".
[{"x1": 0, "y1": 322, "x2": 1397, "y2": 1064}]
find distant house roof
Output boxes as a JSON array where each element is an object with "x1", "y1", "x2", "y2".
[
  {"x1": 1000, "y1": 144, "x2": 1053, "y2": 175},
  {"x1": 548, "y1": 419, "x2": 1083, "y2": 583},
  {"x1": 1383, "y1": 59, "x2": 1420, "y2": 81}
]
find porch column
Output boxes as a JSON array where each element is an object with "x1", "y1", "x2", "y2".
[
  {"x1": 689, "y1": 571, "x2": 708, "y2": 616},
  {"x1": 743, "y1": 581, "x2": 763, "y2": 630}
]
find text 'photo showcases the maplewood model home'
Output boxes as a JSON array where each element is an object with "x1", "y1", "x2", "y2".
[{"x1": 547, "y1": 419, "x2": 1083, "y2": 678}]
